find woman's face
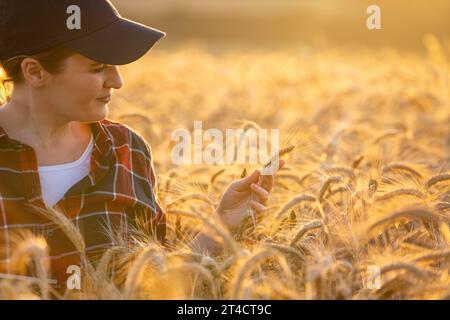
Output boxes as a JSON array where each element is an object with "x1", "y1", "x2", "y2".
[{"x1": 42, "y1": 53, "x2": 123, "y2": 123}]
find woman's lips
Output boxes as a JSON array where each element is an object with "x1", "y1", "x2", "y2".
[{"x1": 97, "y1": 95, "x2": 111, "y2": 103}]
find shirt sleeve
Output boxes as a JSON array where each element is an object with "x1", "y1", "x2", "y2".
[
  {"x1": 144, "y1": 144, "x2": 167, "y2": 243},
  {"x1": 125, "y1": 130, "x2": 167, "y2": 244}
]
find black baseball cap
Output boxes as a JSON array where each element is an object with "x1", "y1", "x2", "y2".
[{"x1": 0, "y1": 0, "x2": 166, "y2": 65}]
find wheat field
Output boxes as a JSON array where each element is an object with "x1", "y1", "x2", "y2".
[{"x1": 0, "y1": 35, "x2": 449, "y2": 300}]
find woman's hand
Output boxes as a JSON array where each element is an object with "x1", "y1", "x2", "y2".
[{"x1": 215, "y1": 160, "x2": 285, "y2": 232}]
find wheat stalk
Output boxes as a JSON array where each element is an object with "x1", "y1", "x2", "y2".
[
  {"x1": 10, "y1": 232, "x2": 50, "y2": 300},
  {"x1": 426, "y1": 173, "x2": 450, "y2": 188},
  {"x1": 318, "y1": 176, "x2": 343, "y2": 202},
  {"x1": 210, "y1": 168, "x2": 226, "y2": 185},
  {"x1": 170, "y1": 262, "x2": 219, "y2": 299},
  {"x1": 320, "y1": 164, "x2": 357, "y2": 181},
  {"x1": 374, "y1": 188, "x2": 426, "y2": 201},
  {"x1": 190, "y1": 207, "x2": 241, "y2": 256},
  {"x1": 290, "y1": 220, "x2": 323, "y2": 247},
  {"x1": 413, "y1": 249, "x2": 450, "y2": 263},
  {"x1": 367, "y1": 207, "x2": 442, "y2": 234},
  {"x1": 166, "y1": 193, "x2": 215, "y2": 209},
  {"x1": 382, "y1": 163, "x2": 423, "y2": 179},
  {"x1": 230, "y1": 248, "x2": 283, "y2": 299},
  {"x1": 275, "y1": 194, "x2": 317, "y2": 220},
  {"x1": 380, "y1": 262, "x2": 437, "y2": 279},
  {"x1": 123, "y1": 245, "x2": 164, "y2": 299},
  {"x1": 262, "y1": 145, "x2": 295, "y2": 170}
]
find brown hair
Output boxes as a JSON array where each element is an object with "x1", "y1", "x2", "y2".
[{"x1": 0, "y1": 45, "x2": 76, "y2": 105}]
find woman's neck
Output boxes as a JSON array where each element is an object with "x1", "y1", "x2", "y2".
[
  {"x1": 0, "y1": 92, "x2": 73, "y2": 147},
  {"x1": 0, "y1": 98, "x2": 93, "y2": 166},
  {"x1": 0, "y1": 98, "x2": 89, "y2": 151}
]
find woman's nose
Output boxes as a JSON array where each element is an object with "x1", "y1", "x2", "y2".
[{"x1": 105, "y1": 65, "x2": 124, "y2": 89}]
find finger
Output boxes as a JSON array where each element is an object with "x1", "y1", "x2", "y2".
[
  {"x1": 250, "y1": 200, "x2": 267, "y2": 214},
  {"x1": 251, "y1": 183, "x2": 269, "y2": 204},
  {"x1": 260, "y1": 160, "x2": 286, "y2": 192},
  {"x1": 260, "y1": 174, "x2": 274, "y2": 192},
  {"x1": 233, "y1": 170, "x2": 260, "y2": 191}
]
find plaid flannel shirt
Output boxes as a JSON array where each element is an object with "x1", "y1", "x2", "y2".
[{"x1": 0, "y1": 118, "x2": 166, "y2": 287}]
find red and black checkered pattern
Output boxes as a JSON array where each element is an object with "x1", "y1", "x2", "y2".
[{"x1": 0, "y1": 118, "x2": 166, "y2": 287}]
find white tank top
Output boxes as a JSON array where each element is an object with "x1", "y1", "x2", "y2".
[{"x1": 38, "y1": 133, "x2": 94, "y2": 208}]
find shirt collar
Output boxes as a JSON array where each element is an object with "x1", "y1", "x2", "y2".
[
  {"x1": 88, "y1": 120, "x2": 114, "y2": 184},
  {"x1": 0, "y1": 120, "x2": 114, "y2": 190}
]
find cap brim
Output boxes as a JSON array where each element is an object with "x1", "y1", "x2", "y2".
[{"x1": 63, "y1": 18, "x2": 166, "y2": 65}]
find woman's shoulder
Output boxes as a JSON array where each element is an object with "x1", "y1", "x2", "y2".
[{"x1": 98, "y1": 117, "x2": 153, "y2": 159}]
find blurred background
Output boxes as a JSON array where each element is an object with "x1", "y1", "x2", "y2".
[{"x1": 111, "y1": 0, "x2": 449, "y2": 53}]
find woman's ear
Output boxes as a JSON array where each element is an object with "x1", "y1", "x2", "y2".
[{"x1": 20, "y1": 58, "x2": 46, "y2": 87}]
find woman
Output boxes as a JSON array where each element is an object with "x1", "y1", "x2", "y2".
[{"x1": 0, "y1": 0, "x2": 282, "y2": 289}]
